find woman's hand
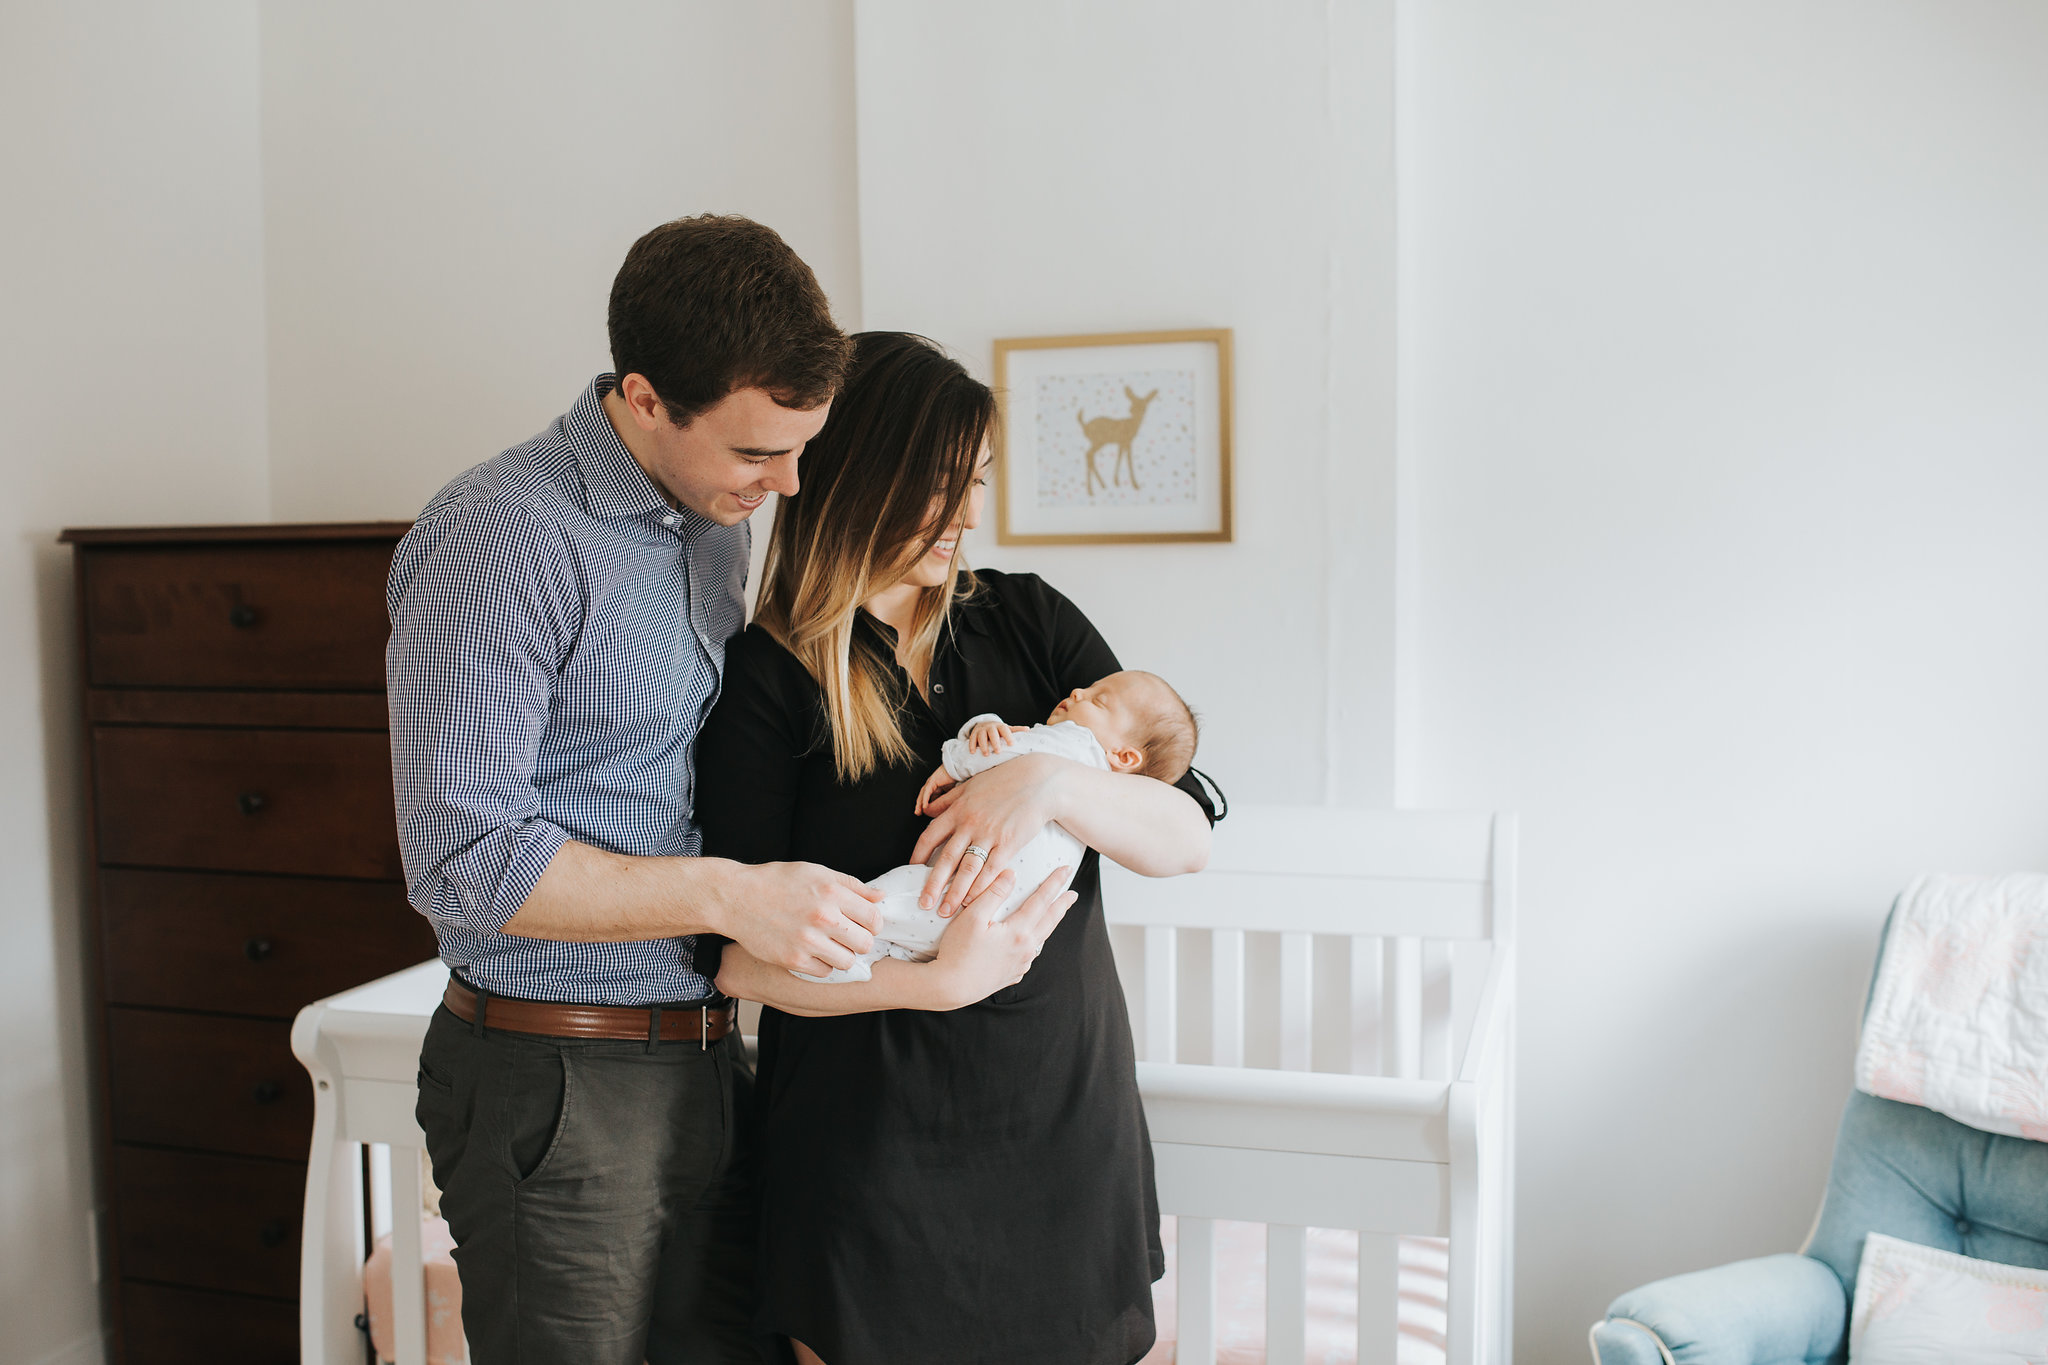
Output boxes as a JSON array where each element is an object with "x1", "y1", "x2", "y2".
[
  {"x1": 917, "y1": 757, "x2": 1212, "y2": 913},
  {"x1": 712, "y1": 867, "x2": 1075, "y2": 1016},
  {"x1": 912, "y1": 753, "x2": 1067, "y2": 916},
  {"x1": 928, "y1": 866, "x2": 1077, "y2": 1008}
]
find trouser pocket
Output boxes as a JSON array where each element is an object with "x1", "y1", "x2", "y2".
[{"x1": 503, "y1": 1041, "x2": 571, "y2": 1185}]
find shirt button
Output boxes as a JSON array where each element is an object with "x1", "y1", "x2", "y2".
[
  {"x1": 663, "y1": 515, "x2": 678, "y2": 528},
  {"x1": 932, "y1": 683, "x2": 945, "y2": 694}
]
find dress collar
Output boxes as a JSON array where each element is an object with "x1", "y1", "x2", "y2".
[
  {"x1": 565, "y1": 374, "x2": 718, "y2": 540},
  {"x1": 949, "y1": 572, "x2": 998, "y2": 638},
  {"x1": 857, "y1": 574, "x2": 998, "y2": 649}
]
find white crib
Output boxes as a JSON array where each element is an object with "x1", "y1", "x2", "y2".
[
  {"x1": 1107, "y1": 806, "x2": 1516, "y2": 1365},
  {"x1": 292, "y1": 805, "x2": 1515, "y2": 1365}
]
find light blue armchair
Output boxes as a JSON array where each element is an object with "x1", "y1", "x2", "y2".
[{"x1": 1588, "y1": 910, "x2": 2048, "y2": 1365}]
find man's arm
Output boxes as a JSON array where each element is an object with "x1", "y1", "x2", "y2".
[
  {"x1": 386, "y1": 503, "x2": 881, "y2": 977},
  {"x1": 500, "y1": 840, "x2": 883, "y2": 978}
]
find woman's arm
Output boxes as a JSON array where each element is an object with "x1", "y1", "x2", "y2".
[
  {"x1": 715, "y1": 868, "x2": 1078, "y2": 1016},
  {"x1": 910, "y1": 754, "x2": 1211, "y2": 917},
  {"x1": 909, "y1": 570, "x2": 1215, "y2": 918}
]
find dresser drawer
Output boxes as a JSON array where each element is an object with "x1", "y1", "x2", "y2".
[
  {"x1": 120, "y1": 1281, "x2": 300, "y2": 1362},
  {"x1": 113, "y1": 1146, "x2": 304, "y2": 1299},
  {"x1": 100, "y1": 870, "x2": 434, "y2": 1017},
  {"x1": 108, "y1": 1010, "x2": 312, "y2": 1160},
  {"x1": 94, "y1": 728, "x2": 400, "y2": 879},
  {"x1": 81, "y1": 541, "x2": 395, "y2": 689}
]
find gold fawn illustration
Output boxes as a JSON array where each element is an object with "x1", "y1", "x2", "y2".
[{"x1": 1077, "y1": 386, "x2": 1158, "y2": 496}]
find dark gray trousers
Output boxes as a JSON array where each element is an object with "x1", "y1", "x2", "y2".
[{"x1": 416, "y1": 1004, "x2": 766, "y2": 1365}]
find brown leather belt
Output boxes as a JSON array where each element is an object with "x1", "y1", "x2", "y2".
[{"x1": 443, "y1": 979, "x2": 737, "y2": 1046}]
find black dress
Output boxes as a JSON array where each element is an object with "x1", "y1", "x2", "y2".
[{"x1": 694, "y1": 570, "x2": 1214, "y2": 1365}]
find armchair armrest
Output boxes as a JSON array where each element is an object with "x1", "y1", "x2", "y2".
[{"x1": 1589, "y1": 1253, "x2": 1846, "y2": 1365}]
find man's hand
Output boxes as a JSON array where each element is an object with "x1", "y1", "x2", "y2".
[
  {"x1": 722, "y1": 862, "x2": 886, "y2": 978},
  {"x1": 710, "y1": 868, "x2": 1076, "y2": 1017},
  {"x1": 912, "y1": 752, "x2": 1066, "y2": 918},
  {"x1": 914, "y1": 764, "x2": 959, "y2": 816},
  {"x1": 928, "y1": 867, "x2": 1076, "y2": 1008},
  {"x1": 967, "y1": 719, "x2": 1024, "y2": 756}
]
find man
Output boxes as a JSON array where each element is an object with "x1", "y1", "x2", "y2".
[{"x1": 388, "y1": 215, "x2": 884, "y2": 1364}]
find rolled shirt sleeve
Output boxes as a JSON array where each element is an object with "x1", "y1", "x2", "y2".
[{"x1": 387, "y1": 499, "x2": 581, "y2": 937}]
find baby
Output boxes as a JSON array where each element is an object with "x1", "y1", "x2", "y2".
[{"x1": 793, "y1": 670, "x2": 1198, "y2": 983}]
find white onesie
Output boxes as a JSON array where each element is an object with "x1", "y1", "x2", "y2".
[{"x1": 793, "y1": 712, "x2": 1109, "y2": 983}]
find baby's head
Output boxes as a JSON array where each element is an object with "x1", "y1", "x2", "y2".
[{"x1": 1047, "y1": 670, "x2": 1198, "y2": 783}]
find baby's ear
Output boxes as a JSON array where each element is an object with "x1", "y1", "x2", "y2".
[{"x1": 1106, "y1": 745, "x2": 1145, "y2": 774}]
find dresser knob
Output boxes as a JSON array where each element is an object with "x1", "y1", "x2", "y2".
[
  {"x1": 252, "y1": 1079, "x2": 283, "y2": 1105},
  {"x1": 229, "y1": 603, "x2": 260, "y2": 629},
  {"x1": 244, "y1": 937, "x2": 274, "y2": 963},
  {"x1": 259, "y1": 1218, "x2": 290, "y2": 1248},
  {"x1": 237, "y1": 791, "x2": 267, "y2": 816}
]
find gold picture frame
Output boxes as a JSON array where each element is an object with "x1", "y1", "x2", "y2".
[{"x1": 992, "y1": 328, "x2": 1234, "y2": 545}]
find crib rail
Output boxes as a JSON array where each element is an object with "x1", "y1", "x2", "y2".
[
  {"x1": 292, "y1": 963, "x2": 451, "y2": 1365},
  {"x1": 1107, "y1": 806, "x2": 1516, "y2": 1365}
]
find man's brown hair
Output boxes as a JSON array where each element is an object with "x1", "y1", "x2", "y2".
[{"x1": 607, "y1": 215, "x2": 851, "y2": 426}]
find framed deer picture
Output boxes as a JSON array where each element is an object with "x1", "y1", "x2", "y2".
[{"x1": 991, "y1": 328, "x2": 1233, "y2": 544}]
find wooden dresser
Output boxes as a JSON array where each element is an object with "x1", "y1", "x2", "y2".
[{"x1": 62, "y1": 523, "x2": 440, "y2": 1365}]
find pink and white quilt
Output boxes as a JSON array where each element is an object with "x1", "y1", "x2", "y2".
[{"x1": 1855, "y1": 873, "x2": 2048, "y2": 1141}]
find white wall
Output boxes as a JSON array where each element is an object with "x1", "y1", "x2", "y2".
[
  {"x1": 0, "y1": 5, "x2": 271, "y2": 1363},
  {"x1": 853, "y1": 0, "x2": 1399, "y2": 806},
  {"x1": 261, "y1": 0, "x2": 863, "y2": 523},
  {"x1": 1404, "y1": 0, "x2": 2048, "y2": 1353}
]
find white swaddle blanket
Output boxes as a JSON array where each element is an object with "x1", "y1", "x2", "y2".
[
  {"x1": 1854, "y1": 873, "x2": 2048, "y2": 1141},
  {"x1": 793, "y1": 714, "x2": 1105, "y2": 984}
]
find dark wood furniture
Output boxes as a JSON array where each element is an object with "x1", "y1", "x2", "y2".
[{"x1": 63, "y1": 523, "x2": 439, "y2": 1365}]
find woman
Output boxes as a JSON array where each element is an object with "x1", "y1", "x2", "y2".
[{"x1": 697, "y1": 333, "x2": 1214, "y2": 1365}]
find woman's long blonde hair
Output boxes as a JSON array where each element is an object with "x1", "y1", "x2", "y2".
[{"x1": 753, "y1": 333, "x2": 995, "y2": 781}]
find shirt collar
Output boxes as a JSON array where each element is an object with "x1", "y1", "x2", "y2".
[
  {"x1": 951, "y1": 573, "x2": 998, "y2": 638},
  {"x1": 565, "y1": 374, "x2": 719, "y2": 540}
]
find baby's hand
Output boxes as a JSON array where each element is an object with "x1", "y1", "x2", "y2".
[
  {"x1": 968, "y1": 720, "x2": 1024, "y2": 756},
  {"x1": 915, "y1": 765, "x2": 958, "y2": 815}
]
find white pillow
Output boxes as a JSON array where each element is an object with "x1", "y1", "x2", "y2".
[{"x1": 1849, "y1": 1232, "x2": 2048, "y2": 1364}]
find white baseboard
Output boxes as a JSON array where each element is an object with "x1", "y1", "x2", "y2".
[{"x1": 21, "y1": 1331, "x2": 105, "y2": 1365}]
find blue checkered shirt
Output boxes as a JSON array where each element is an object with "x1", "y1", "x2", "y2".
[{"x1": 386, "y1": 374, "x2": 747, "y2": 1005}]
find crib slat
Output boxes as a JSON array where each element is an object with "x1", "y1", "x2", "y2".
[
  {"x1": 1278, "y1": 932, "x2": 1313, "y2": 1071},
  {"x1": 1387, "y1": 936, "x2": 1421, "y2": 1079},
  {"x1": 389, "y1": 1145, "x2": 428, "y2": 1365},
  {"x1": 1349, "y1": 935, "x2": 1383, "y2": 1075},
  {"x1": 1357, "y1": 1231, "x2": 1399, "y2": 1365},
  {"x1": 369, "y1": 1142, "x2": 393, "y2": 1240},
  {"x1": 1421, "y1": 939, "x2": 1453, "y2": 1079},
  {"x1": 1266, "y1": 1223, "x2": 1308, "y2": 1365},
  {"x1": 1177, "y1": 1215, "x2": 1218, "y2": 1365},
  {"x1": 1211, "y1": 929, "x2": 1245, "y2": 1068},
  {"x1": 1144, "y1": 926, "x2": 1177, "y2": 1063},
  {"x1": 1449, "y1": 940, "x2": 1480, "y2": 1077}
]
